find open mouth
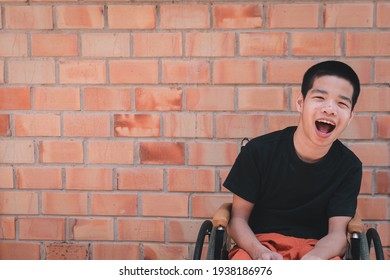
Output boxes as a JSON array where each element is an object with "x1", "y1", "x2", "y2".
[{"x1": 315, "y1": 119, "x2": 336, "y2": 134}]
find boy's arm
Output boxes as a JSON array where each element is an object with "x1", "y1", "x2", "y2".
[
  {"x1": 227, "y1": 194, "x2": 283, "y2": 260},
  {"x1": 301, "y1": 216, "x2": 351, "y2": 260}
]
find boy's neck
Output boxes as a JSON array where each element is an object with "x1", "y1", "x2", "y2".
[{"x1": 293, "y1": 127, "x2": 332, "y2": 163}]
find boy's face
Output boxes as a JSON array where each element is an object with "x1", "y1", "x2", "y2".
[{"x1": 296, "y1": 75, "x2": 354, "y2": 148}]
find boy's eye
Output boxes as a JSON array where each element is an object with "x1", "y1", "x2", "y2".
[{"x1": 338, "y1": 102, "x2": 349, "y2": 108}]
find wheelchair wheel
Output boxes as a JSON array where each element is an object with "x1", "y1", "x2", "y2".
[
  {"x1": 366, "y1": 228, "x2": 385, "y2": 260},
  {"x1": 193, "y1": 220, "x2": 212, "y2": 260}
]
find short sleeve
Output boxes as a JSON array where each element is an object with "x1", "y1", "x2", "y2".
[
  {"x1": 327, "y1": 162, "x2": 362, "y2": 218},
  {"x1": 223, "y1": 144, "x2": 262, "y2": 204}
]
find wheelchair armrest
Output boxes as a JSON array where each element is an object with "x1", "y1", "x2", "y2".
[
  {"x1": 348, "y1": 212, "x2": 364, "y2": 234},
  {"x1": 212, "y1": 203, "x2": 232, "y2": 228}
]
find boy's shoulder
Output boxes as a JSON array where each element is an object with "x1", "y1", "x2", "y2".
[{"x1": 248, "y1": 126, "x2": 296, "y2": 147}]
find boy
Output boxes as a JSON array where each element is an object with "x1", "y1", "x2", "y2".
[{"x1": 224, "y1": 60, "x2": 362, "y2": 260}]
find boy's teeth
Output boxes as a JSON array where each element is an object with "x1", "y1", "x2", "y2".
[{"x1": 318, "y1": 120, "x2": 334, "y2": 125}]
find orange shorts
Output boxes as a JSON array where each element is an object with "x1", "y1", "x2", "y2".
[{"x1": 228, "y1": 233, "x2": 342, "y2": 260}]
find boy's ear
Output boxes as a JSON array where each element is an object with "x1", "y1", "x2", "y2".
[
  {"x1": 296, "y1": 93, "x2": 304, "y2": 112},
  {"x1": 347, "y1": 110, "x2": 355, "y2": 126}
]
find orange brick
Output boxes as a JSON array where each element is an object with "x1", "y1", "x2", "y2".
[
  {"x1": 14, "y1": 113, "x2": 60, "y2": 137},
  {"x1": 324, "y1": 3, "x2": 373, "y2": 28},
  {"x1": 377, "y1": 224, "x2": 390, "y2": 246},
  {"x1": 188, "y1": 142, "x2": 237, "y2": 166},
  {"x1": 213, "y1": 60, "x2": 262, "y2": 84},
  {"x1": 91, "y1": 193, "x2": 138, "y2": 216},
  {"x1": 56, "y1": 5, "x2": 104, "y2": 29},
  {"x1": 268, "y1": 115, "x2": 300, "y2": 133},
  {"x1": 0, "y1": 242, "x2": 40, "y2": 260},
  {"x1": 5, "y1": 5, "x2": 53, "y2": 29},
  {"x1": 88, "y1": 141, "x2": 134, "y2": 164},
  {"x1": 133, "y1": 32, "x2": 182, "y2": 57},
  {"x1": 42, "y1": 192, "x2": 87, "y2": 215},
  {"x1": 340, "y1": 115, "x2": 373, "y2": 140},
  {"x1": 376, "y1": 171, "x2": 390, "y2": 194},
  {"x1": 39, "y1": 141, "x2": 83, "y2": 164},
  {"x1": 164, "y1": 113, "x2": 213, "y2": 138},
  {"x1": 0, "y1": 191, "x2": 38, "y2": 214},
  {"x1": 32, "y1": 34, "x2": 78, "y2": 57},
  {"x1": 0, "y1": 88, "x2": 30, "y2": 110},
  {"x1": 357, "y1": 197, "x2": 389, "y2": 220},
  {"x1": 168, "y1": 220, "x2": 204, "y2": 243},
  {"x1": 377, "y1": 3, "x2": 390, "y2": 27},
  {"x1": 0, "y1": 33, "x2": 28, "y2": 57},
  {"x1": 216, "y1": 114, "x2": 266, "y2": 139},
  {"x1": 186, "y1": 32, "x2": 235, "y2": 57},
  {"x1": 375, "y1": 59, "x2": 390, "y2": 84},
  {"x1": 63, "y1": 114, "x2": 110, "y2": 137},
  {"x1": 213, "y1": 4, "x2": 262, "y2": 29},
  {"x1": 92, "y1": 243, "x2": 139, "y2": 260},
  {"x1": 355, "y1": 87, "x2": 390, "y2": 112},
  {"x1": 34, "y1": 87, "x2": 80, "y2": 111},
  {"x1": 19, "y1": 218, "x2": 65, "y2": 240},
  {"x1": 346, "y1": 32, "x2": 390, "y2": 56},
  {"x1": 114, "y1": 114, "x2": 160, "y2": 137},
  {"x1": 168, "y1": 168, "x2": 215, "y2": 192},
  {"x1": 70, "y1": 218, "x2": 113, "y2": 241},
  {"x1": 82, "y1": 33, "x2": 130, "y2": 57},
  {"x1": 110, "y1": 60, "x2": 158, "y2": 84},
  {"x1": 108, "y1": 5, "x2": 156, "y2": 29},
  {"x1": 0, "y1": 167, "x2": 13, "y2": 188},
  {"x1": 291, "y1": 32, "x2": 342, "y2": 56},
  {"x1": 143, "y1": 244, "x2": 188, "y2": 260},
  {"x1": 377, "y1": 116, "x2": 390, "y2": 139},
  {"x1": 0, "y1": 114, "x2": 11, "y2": 136},
  {"x1": 342, "y1": 59, "x2": 372, "y2": 85},
  {"x1": 16, "y1": 167, "x2": 62, "y2": 189},
  {"x1": 142, "y1": 194, "x2": 188, "y2": 217},
  {"x1": 8, "y1": 60, "x2": 55, "y2": 84},
  {"x1": 0, "y1": 217, "x2": 15, "y2": 239},
  {"x1": 0, "y1": 61, "x2": 3, "y2": 84},
  {"x1": 240, "y1": 32, "x2": 287, "y2": 57},
  {"x1": 238, "y1": 87, "x2": 286, "y2": 111},
  {"x1": 360, "y1": 170, "x2": 373, "y2": 194},
  {"x1": 160, "y1": 5, "x2": 209, "y2": 29},
  {"x1": 59, "y1": 60, "x2": 106, "y2": 84},
  {"x1": 191, "y1": 194, "x2": 232, "y2": 218},
  {"x1": 45, "y1": 244, "x2": 88, "y2": 260},
  {"x1": 135, "y1": 87, "x2": 182, "y2": 111},
  {"x1": 84, "y1": 87, "x2": 131, "y2": 111},
  {"x1": 266, "y1": 60, "x2": 314, "y2": 84},
  {"x1": 349, "y1": 143, "x2": 389, "y2": 167},
  {"x1": 140, "y1": 142, "x2": 185, "y2": 165},
  {"x1": 66, "y1": 168, "x2": 112, "y2": 190},
  {"x1": 268, "y1": 4, "x2": 319, "y2": 28},
  {"x1": 117, "y1": 168, "x2": 163, "y2": 191},
  {"x1": 0, "y1": 141, "x2": 34, "y2": 164},
  {"x1": 186, "y1": 87, "x2": 234, "y2": 111},
  {"x1": 162, "y1": 60, "x2": 210, "y2": 84},
  {"x1": 118, "y1": 219, "x2": 164, "y2": 241}
]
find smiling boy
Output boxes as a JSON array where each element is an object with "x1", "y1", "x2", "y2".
[{"x1": 224, "y1": 61, "x2": 362, "y2": 260}]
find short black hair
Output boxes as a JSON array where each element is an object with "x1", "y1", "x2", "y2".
[{"x1": 301, "y1": 60, "x2": 360, "y2": 110}]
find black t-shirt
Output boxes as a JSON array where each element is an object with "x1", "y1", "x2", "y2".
[{"x1": 223, "y1": 126, "x2": 362, "y2": 240}]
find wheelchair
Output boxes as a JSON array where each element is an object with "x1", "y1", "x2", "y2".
[
  {"x1": 193, "y1": 202, "x2": 385, "y2": 260},
  {"x1": 193, "y1": 138, "x2": 385, "y2": 260}
]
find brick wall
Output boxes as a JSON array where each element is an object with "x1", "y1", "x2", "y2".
[{"x1": 0, "y1": 0, "x2": 389, "y2": 260}]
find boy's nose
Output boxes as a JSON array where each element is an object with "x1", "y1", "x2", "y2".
[{"x1": 321, "y1": 103, "x2": 337, "y2": 115}]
